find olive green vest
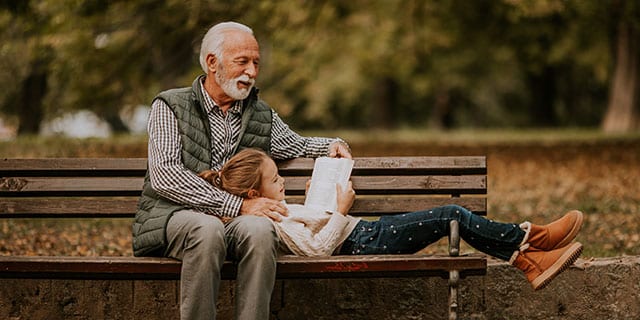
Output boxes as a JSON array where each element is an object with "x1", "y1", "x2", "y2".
[{"x1": 132, "y1": 76, "x2": 272, "y2": 257}]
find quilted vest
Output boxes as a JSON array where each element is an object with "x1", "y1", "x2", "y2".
[{"x1": 132, "y1": 76, "x2": 272, "y2": 257}]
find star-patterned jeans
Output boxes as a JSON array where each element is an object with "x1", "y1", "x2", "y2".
[{"x1": 338, "y1": 204, "x2": 526, "y2": 261}]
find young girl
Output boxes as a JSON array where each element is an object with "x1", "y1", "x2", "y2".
[{"x1": 200, "y1": 149, "x2": 583, "y2": 290}]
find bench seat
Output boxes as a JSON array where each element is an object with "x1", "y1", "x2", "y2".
[{"x1": 0, "y1": 254, "x2": 486, "y2": 280}]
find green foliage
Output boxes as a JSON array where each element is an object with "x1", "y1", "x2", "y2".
[{"x1": 0, "y1": 0, "x2": 634, "y2": 133}]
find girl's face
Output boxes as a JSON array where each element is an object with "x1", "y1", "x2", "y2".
[{"x1": 258, "y1": 158, "x2": 285, "y2": 201}]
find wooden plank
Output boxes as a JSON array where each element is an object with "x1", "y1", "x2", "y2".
[
  {"x1": 286, "y1": 197, "x2": 488, "y2": 215},
  {"x1": 278, "y1": 156, "x2": 487, "y2": 175},
  {"x1": 351, "y1": 175, "x2": 487, "y2": 193},
  {"x1": 0, "y1": 197, "x2": 487, "y2": 218},
  {"x1": 0, "y1": 175, "x2": 485, "y2": 196},
  {"x1": 1, "y1": 157, "x2": 486, "y2": 175},
  {"x1": 0, "y1": 177, "x2": 143, "y2": 195},
  {"x1": 0, "y1": 158, "x2": 147, "y2": 171},
  {"x1": 0, "y1": 255, "x2": 486, "y2": 280},
  {"x1": 285, "y1": 175, "x2": 487, "y2": 195},
  {"x1": 0, "y1": 256, "x2": 182, "y2": 280},
  {"x1": 275, "y1": 254, "x2": 487, "y2": 278},
  {"x1": 0, "y1": 198, "x2": 139, "y2": 217},
  {"x1": 0, "y1": 158, "x2": 147, "y2": 176}
]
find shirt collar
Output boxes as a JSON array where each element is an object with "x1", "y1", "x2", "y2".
[{"x1": 200, "y1": 79, "x2": 242, "y2": 115}]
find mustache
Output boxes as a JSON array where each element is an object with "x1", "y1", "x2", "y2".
[{"x1": 237, "y1": 75, "x2": 255, "y2": 86}]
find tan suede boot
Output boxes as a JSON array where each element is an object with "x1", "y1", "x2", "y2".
[
  {"x1": 520, "y1": 210, "x2": 584, "y2": 250},
  {"x1": 510, "y1": 242, "x2": 583, "y2": 290}
]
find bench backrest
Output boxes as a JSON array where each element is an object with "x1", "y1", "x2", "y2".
[{"x1": 0, "y1": 156, "x2": 487, "y2": 219}]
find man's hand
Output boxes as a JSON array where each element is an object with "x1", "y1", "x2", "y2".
[
  {"x1": 240, "y1": 197, "x2": 289, "y2": 222},
  {"x1": 328, "y1": 140, "x2": 352, "y2": 159}
]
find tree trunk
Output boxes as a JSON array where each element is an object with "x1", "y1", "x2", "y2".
[
  {"x1": 428, "y1": 88, "x2": 452, "y2": 130},
  {"x1": 370, "y1": 77, "x2": 397, "y2": 129},
  {"x1": 528, "y1": 66, "x2": 557, "y2": 127},
  {"x1": 602, "y1": 20, "x2": 639, "y2": 133},
  {"x1": 16, "y1": 57, "x2": 48, "y2": 135},
  {"x1": 103, "y1": 113, "x2": 130, "y2": 134}
]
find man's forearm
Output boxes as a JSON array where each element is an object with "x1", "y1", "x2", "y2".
[{"x1": 270, "y1": 111, "x2": 343, "y2": 159}]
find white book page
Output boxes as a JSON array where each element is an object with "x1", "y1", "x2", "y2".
[{"x1": 304, "y1": 157, "x2": 354, "y2": 212}]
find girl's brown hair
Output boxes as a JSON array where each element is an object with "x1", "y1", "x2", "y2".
[{"x1": 199, "y1": 148, "x2": 271, "y2": 198}]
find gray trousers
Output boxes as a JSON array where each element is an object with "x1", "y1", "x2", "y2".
[{"x1": 166, "y1": 210, "x2": 278, "y2": 320}]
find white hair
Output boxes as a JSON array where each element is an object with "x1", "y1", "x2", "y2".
[{"x1": 199, "y1": 22, "x2": 254, "y2": 73}]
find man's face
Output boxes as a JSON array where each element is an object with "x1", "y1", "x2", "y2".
[{"x1": 215, "y1": 30, "x2": 260, "y2": 100}]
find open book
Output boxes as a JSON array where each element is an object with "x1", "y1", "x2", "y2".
[{"x1": 304, "y1": 157, "x2": 355, "y2": 213}]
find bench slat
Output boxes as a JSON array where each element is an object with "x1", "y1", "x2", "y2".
[
  {"x1": 0, "y1": 177, "x2": 143, "y2": 194},
  {"x1": 285, "y1": 175, "x2": 486, "y2": 195},
  {"x1": 0, "y1": 158, "x2": 146, "y2": 177},
  {"x1": 276, "y1": 254, "x2": 487, "y2": 278},
  {"x1": 0, "y1": 175, "x2": 485, "y2": 196},
  {"x1": 0, "y1": 156, "x2": 486, "y2": 176},
  {"x1": 0, "y1": 255, "x2": 486, "y2": 280},
  {"x1": 278, "y1": 156, "x2": 487, "y2": 175},
  {"x1": 0, "y1": 197, "x2": 487, "y2": 218}
]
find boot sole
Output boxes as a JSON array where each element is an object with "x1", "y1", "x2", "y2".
[
  {"x1": 553, "y1": 210, "x2": 584, "y2": 249},
  {"x1": 531, "y1": 242, "x2": 583, "y2": 290}
]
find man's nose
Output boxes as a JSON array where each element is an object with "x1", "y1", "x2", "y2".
[{"x1": 245, "y1": 62, "x2": 258, "y2": 78}]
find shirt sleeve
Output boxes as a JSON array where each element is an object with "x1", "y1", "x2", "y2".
[
  {"x1": 269, "y1": 111, "x2": 343, "y2": 159},
  {"x1": 282, "y1": 212, "x2": 352, "y2": 257},
  {"x1": 147, "y1": 99, "x2": 243, "y2": 218}
]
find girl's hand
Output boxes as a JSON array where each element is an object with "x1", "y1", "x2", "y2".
[{"x1": 336, "y1": 181, "x2": 355, "y2": 216}]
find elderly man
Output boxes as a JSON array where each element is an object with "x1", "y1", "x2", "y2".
[{"x1": 132, "y1": 22, "x2": 351, "y2": 320}]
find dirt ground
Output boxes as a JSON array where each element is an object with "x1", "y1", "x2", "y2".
[{"x1": 1, "y1": 137, "x2": 639, "y2": 258}]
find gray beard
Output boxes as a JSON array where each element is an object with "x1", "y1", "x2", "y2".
[{"x1": 216, "y1": 70, "x2": 253, "y2": 101}]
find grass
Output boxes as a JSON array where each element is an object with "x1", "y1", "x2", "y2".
[
  {"x1": 302, "y1": 128, "x2": 640, "y2": 144},
  {"x1": 0, "y1": 134, "x2": 149, "y2": 158},
  {"x1": 1, "y1": 129, "x2": 639, "y2": 258}
]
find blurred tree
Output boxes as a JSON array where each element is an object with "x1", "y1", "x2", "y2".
[
  {"x1": 0, "y1": 0, "x2": 636, "y2": 135},
  {"x1": 494, "y1": 0, "x2": 629, "y2": 129},
  {"x1": 502, "y1": 0, "x2": 568, "y2": 127},
  {"x1": 0, "y1": 1, "x2": 54, "y2": 134},
  {"x1": 16, "y1": 45, "x2": 53, "y2": 134},
  {"x1": 602, "y1": 0, "x2": 640, "y2": 132},
  {"x1": 254, "y1": 0, "x2": 526, "y2": 129},
  {"x1": 0, "y1": 0, "x2": 257, "y2": 135},
  {"x1": 47, "y1": 0, "x2": 203, "y2": 133}
]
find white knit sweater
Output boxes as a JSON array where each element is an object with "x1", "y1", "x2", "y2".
[{"x1": 273, "y1": 202, "x2": 361, "y2": 257}]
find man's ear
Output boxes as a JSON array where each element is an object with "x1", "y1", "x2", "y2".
[
  {"x1": 206, "y1": 53, "x2": 217, "y2": 73},
  {"x1": 247, "y1": 189, "x2": 260, "y2": 199}
]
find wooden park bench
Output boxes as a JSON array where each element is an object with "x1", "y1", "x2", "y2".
[{"x1": 0, "y1": 156, "x2": 487, "y2": 320}]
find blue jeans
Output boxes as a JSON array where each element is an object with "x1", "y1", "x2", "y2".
[{"x1": 339, "y1": 205, "x2": 525, "y2": 261}]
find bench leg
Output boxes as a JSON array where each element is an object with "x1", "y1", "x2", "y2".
[
  {"x1": 449, "y1": 270, "x2": 460, "y2": 320},
  {"x1": 448, "y1": 220, "x2": 461, "y2": 320},
  {"x1": 448, "y1": 220, "x2": 460, "y2": 257}
]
